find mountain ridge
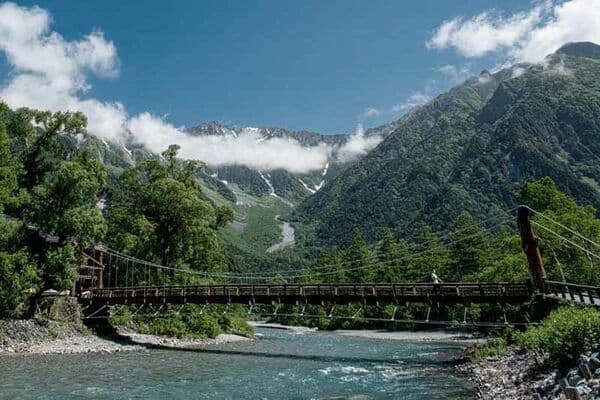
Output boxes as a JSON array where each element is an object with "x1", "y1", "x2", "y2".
[{"x1": 294, "y1": 42, "x2": 600, "y2": 246}]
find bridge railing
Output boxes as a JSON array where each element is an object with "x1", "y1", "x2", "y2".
[
  {"x1": 87, "y1": 282, "x2": 532, "y2": 303},
  {"x1": 545, "y1": 280, "x2": 600, "y2": 305}
]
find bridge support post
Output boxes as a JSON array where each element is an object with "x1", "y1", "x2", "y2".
[
  {"x1": 517, "y1": 206, "x2": 546, "y2": 293},
  {"x1": 97, "y1": 248, "x2": 104, "y2": 289}
]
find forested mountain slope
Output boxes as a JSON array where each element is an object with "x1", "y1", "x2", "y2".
[{"x1": 294, "y1": 42, "x2": 600, "y2": 245}]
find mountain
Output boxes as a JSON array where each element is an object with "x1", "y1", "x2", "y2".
[
  {"x1": 294, "y1": 42, "x2": 600, "y2": 246},
  {"x1": 64, "y1": 117, "x2": 392, "y2": 270},
  {"x1": 184, "y1": 122, "x2": 385, "y2": 205}
]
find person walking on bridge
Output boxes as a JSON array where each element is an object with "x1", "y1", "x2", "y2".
[{"x1": 431, "y1": 269, "x2": 443, "y2": 284}]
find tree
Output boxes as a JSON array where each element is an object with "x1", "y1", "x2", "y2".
[
  {"x1": 44, "y1": 244, "x2": 78, "y2": 291},
  {"x1": 518, "y1": 177, "x2": 600, "y2": 285},
  {"x1": 27, "y1": 151, "x2": 107, "y2": 245},
  {"x1": 343, "y1": 228, "x2": 376, "y2": 282},
  {"x1": 0, "y1": 218, "x2": 39, "y2": 316},
  {"x1": 0, "y1": 121, "x2": 19, "y2": 213},
  {"x1": 407, "y1": 222, "x2": 448, "y2": 282},
  {"x1": 108, "y1": 146, "x2": 229, "y2": 278},
  {"x1": 214, "y1": 205, "x2": 234, "y2": 229},
  {"x1": 12, "y1": 109, "x2": 88, "y2": 190},
  {"x1": 374, "y1": 229, "x2": 411, "y2": 282},
  {"x1": 445, "y1": 212, "x2": 486, "y2": 281},
  {"x1": 0, "y1": 250, "x2": 38, "y2": 316}
]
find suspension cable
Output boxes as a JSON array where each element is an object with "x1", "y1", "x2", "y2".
[
  {"x1": 531, "y1": 220, "x2": 600, "y2": 261},
  {"x1": 525, "y1": 205, "x2": 600, "y2": 249},
  {"x1": 98, "y1": 216, "x2": 514, "y2": 284}
]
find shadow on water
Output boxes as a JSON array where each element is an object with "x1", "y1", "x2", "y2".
[{"x1": 98, "y1": 331, "x2": 462, "y2": 366}]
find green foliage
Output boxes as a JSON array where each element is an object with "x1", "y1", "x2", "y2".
[
  {"x1": 44, "y1": 245, "x2": 78, "y2": 291},
  {"x1": 28, "y1": 152, "x2": 107, "y2": 244},
  {"x1": 520, "y1": 177, "x2": 600, "y2": 285},
  {"x1": 344, "y1": 228, "x2": 375, "y2": 282},
  {"x1": 0, "y1": 106, "x2": 110, "y2": 302},
  {"x1": 110, "y1": 305, "x2": 252, "y2": 339},
  {"x1": 0, "y1": 250, "x2": 39, "y2": 317},
  {"x1": 445, "y1": 212, "x2": 486, "y2": 281},
  {"x1": 107, "y1": 145, "x2": 230, "y2": 277},
  {"x1": 215, "y1": 205, "x2": 234, "y2": 229},
  {"x1": 0, "y1": 122, "x2": 20, "y2": 213},
  {"x1": 0, "y1": 103, "x2": 233, "y2": 321},
  {"x1": 519, "y1": 306, "x2": 600, "y2": 369},
  {"x1": 471, "y1": 338, "x2": 507, "y2": 363}
]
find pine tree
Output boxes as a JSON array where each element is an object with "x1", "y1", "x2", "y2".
[
  {"x1": 344, "y1": 228, "x2": 375, "y2": 282},
  {"x1": 445, "y1": 212, "x2": 486, "y2": 281}
]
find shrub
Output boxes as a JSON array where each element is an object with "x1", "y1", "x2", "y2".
[
  {"x1": 184, "y1": 313, "x2": 221, "y2": 338},
  {"x1": 518, "y1": 306, "x2": 600, "y2": 368},
  {"x1": 471, "y1": 338, "x2": 506, "y2": 363},
  {"x1": 108, "y1": 306, "x2": 133, "y2": 328}
]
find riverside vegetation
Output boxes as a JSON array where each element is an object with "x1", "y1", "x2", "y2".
[
  {"x1": 0, "y1": 103, "x2": 248, "y2": 337},
  {"x1": 464, "y1": 306, "x2": 600, "y2": 399}
]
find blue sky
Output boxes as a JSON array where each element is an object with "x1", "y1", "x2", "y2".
[
  {"x1": 0, "y1": 0, "x2": 597, "y2": 172},
  {"x1": 3, "y1": 0, "x2": 535, "y2": 134}
]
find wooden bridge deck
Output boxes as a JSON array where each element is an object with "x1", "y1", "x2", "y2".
[{"x1": 82, "y1": 282, "x2": 533, "y2": 306}]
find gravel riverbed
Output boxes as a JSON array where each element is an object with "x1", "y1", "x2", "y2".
[
  {"x1": 458, "y1": 346, "x2": 600, "y2": 399},
  {"x1": 0, "y1": 319, "x2": 251, "y2": 355}
]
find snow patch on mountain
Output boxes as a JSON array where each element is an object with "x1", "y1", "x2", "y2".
[
  {"x1": 121, "y1": 145, "x2": 132, "y2": 157},
  {"x1": 259, "y1": 171, "x2": 294, "y2": 207},
  {"x1": 299, "y1": 179, "x2": 316, "y2": 194},
  {"x1": 211, "y1": 173, "x2": 229, "y2": 186}
]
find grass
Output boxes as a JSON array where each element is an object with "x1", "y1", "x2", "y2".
[
  {"x1": 470, "y1": 338, "x2": 507, "y2": 363},
  {"x1": 222, "y1": 195, "x2": 292, "y2": 255}
]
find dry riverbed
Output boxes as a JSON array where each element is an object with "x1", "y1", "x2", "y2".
[
  {"x1": 334, "y1": 329, "x2": 482, "y2": 343},
  {"x1": 0, "y1": 319, "x2": 251, "y2": 355},
  {"x1": 249, "y1": 321, "x2": 481, "y2": 342}
]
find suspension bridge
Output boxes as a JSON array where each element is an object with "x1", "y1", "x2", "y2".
[{"x1": 75, "y1": 206, "x2": 600, "y2": 325}]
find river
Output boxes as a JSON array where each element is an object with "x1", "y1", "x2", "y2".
[{"x1": 0, "y1": 327, "x2": 472, "y2": 399}]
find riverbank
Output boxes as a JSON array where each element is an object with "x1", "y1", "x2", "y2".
[
  {"x1": 249, "y1": 321, "x2": 480, "y2": 342},
  {"x1": 335, "y1": 329, "x2": 482, "y2": 343},
  {"x1": 0, "y1": 319, "x2": 251, "y2": 355},
  {"x1": 459, "y1": 346, "x2": 600, "y2": 399}
]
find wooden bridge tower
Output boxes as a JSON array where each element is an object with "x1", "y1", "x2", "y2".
[{"x1": 517, "y1": 206, "x2": 547, "y2": 292}]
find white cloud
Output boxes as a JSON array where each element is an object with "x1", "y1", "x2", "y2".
[
  {"x1": 426, "y1": 3, "x2": 545, "y2": 58},
  {"x1": 127, "y1": 113, "x2": 332, "y2": 173},
  {"x1": 510, "y1": 66, "x2": 527, "y2": 78},
  {"x1": 427, "y1": 0, "x2": 600, "y2": 63},
  {"x1": 515, "y1": 0, "x2": 600, "y2": 62},
  {"x1": 437, "y1": 64, "x2": 473, "y2": 84},
  {"x1": 392, "y1": 92, "x2": 431, "y2": 113},
  {"x1": 362, "y1": 107, "x2": 381, "y2": 118},
  {"x1": 335, "y1": 124, "x2": 382, "y2": 163},
  {"x1": 0, "y1": 2, "x2": 349, "y2": 174},
  {"x1": 0, "y1": 2, "x2": 126, "y2": 141}
]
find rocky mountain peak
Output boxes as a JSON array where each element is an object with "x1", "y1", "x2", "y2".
[{"x1": 556, "y1": 41, "x2": 600, "y2": 60}]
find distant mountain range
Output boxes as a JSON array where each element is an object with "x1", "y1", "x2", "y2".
[
  {"x1": 183, "y1": 121, "x2": 389, "y2": 205},
  {"x1": 293, "y1": 42, "x2": 600, "y2": 245}
]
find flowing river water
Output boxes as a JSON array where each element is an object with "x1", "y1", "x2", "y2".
[{"x1": 0, "y1": 327, "x2": 472, "y2": 399}]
